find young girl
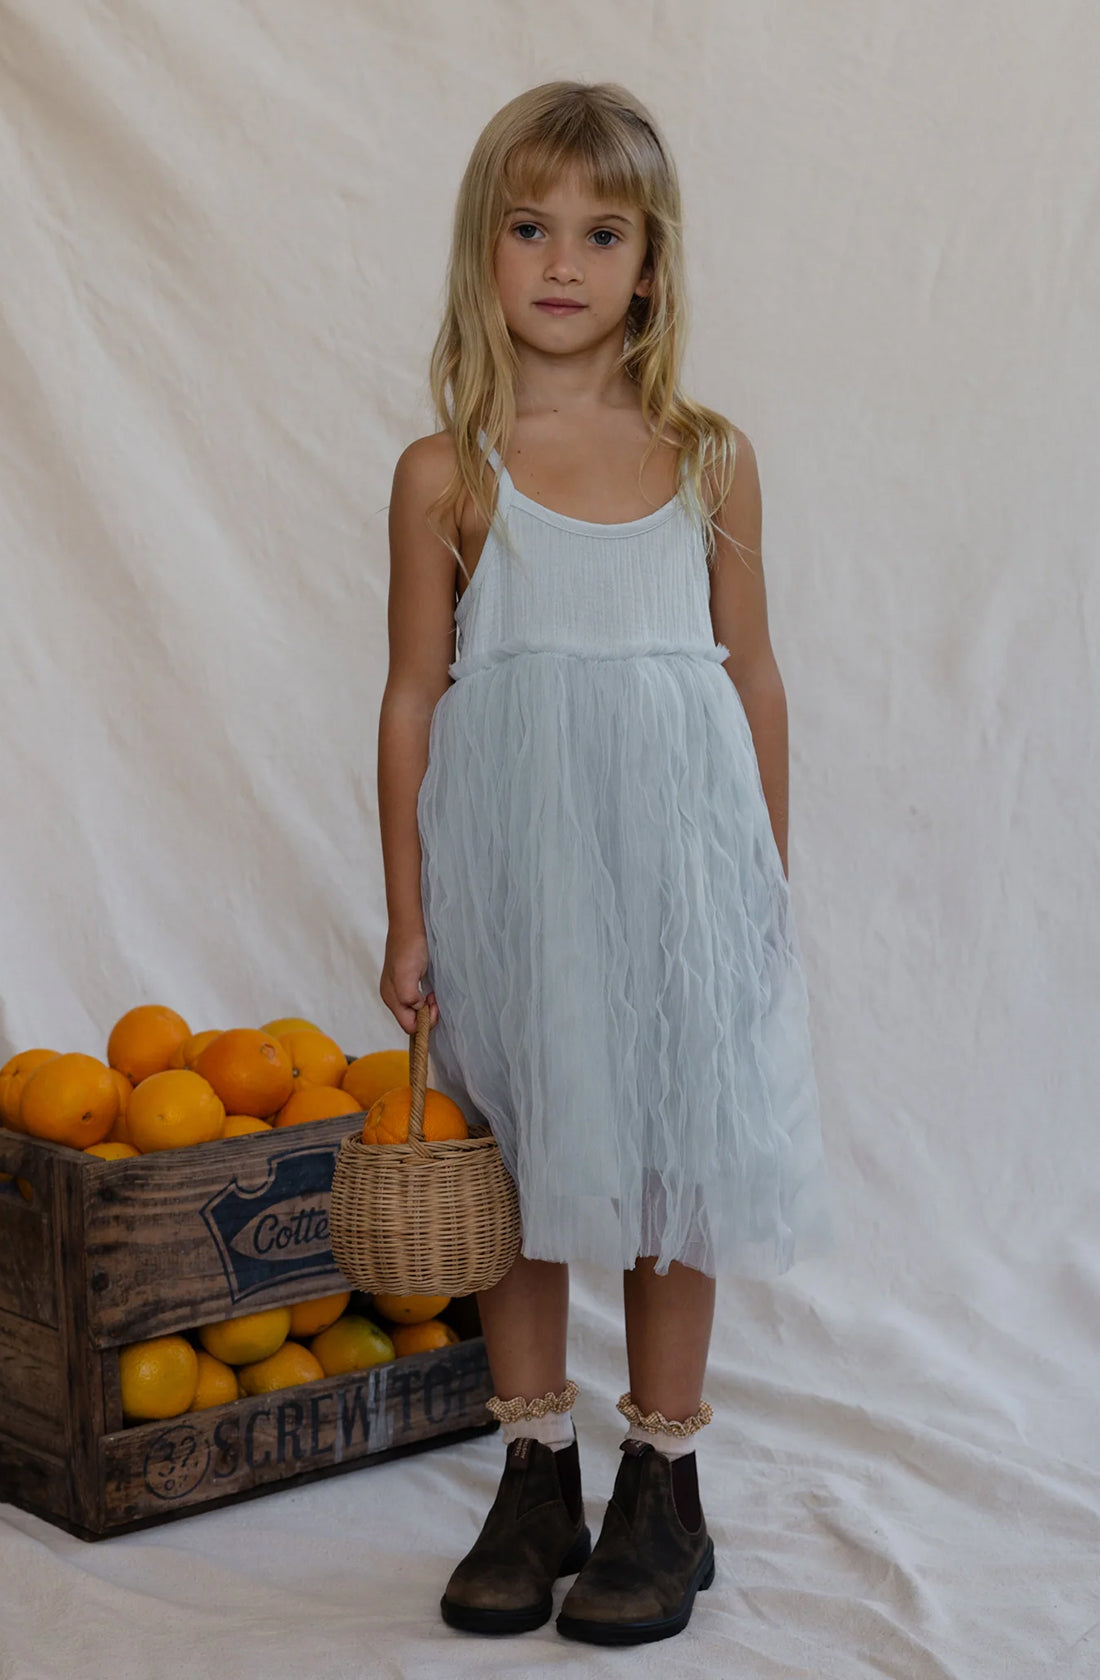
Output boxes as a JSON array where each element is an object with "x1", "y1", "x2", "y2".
[{"x1": 377, "y1": 80, "x2": 834, "y2": 1647}]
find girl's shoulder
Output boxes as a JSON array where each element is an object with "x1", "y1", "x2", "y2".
[
  {"x1": 681, "y1": 416, "x2": 751, "y2": 522},
  {"x1": 401, "y1": 427, "x2": 497, "y2": 489},
  {"x1": 393, "y1": 429, "x2": 499, "y2": 535},
  {"x1": 393, "y1": 429, "x2": 460, "y2": 498}
]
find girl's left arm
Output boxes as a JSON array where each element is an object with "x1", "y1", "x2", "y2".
[{"x1": 707, "y1": 428, "x2": 790, "y2": 878}]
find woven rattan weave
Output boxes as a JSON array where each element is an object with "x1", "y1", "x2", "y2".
[{"x1": 329, "y1": 1001, "x2": 522, "y2": 1295}]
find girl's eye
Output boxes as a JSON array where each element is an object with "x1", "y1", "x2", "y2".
[{"x1": 511, "y1": 223, "x2": 620, "y2": 247}]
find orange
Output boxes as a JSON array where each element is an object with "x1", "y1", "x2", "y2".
[
  {"x1": 194, "y1": 1029, "x2": 295, "y2": 1119},
  {"x1": 105, "y1": 1068, "x2": 134, "y2": 1143},
  {"x1": 107, "y1": 1005, "x2": 192, "y2": 1084},
  {"x1": 261, "y1": 1016, "x2": 323, "y2": 1038},
  {"x1": 119, "y1": 1334, "x2": 199, "y2": 1421},
  {"x1": 237, "y1": 1341, "x2": 325, "y2": 1395},
  {"x1": 310, "y1": 1314, "x2": 395, "y2": 1376},
  {"x1": 198, "y1": 1306, "x2": 291, "y2": 1365},
  {"x1": 371, "y1": 1290, "x2": 451, "y2": 1325},
  {"x1": 273, "y1": 1086, "x2": 364, "y2": 1128},
  {"x1": 391, "y1": 1319, "x2": 461, "y2": 1357},
  {"x1": 342, "y1": 1049, "x2": 410, "y2": 1112},
  {"x1": 278, "y1": 1029, "x2": 348, "y2": 1093},
  {"x1": 20, "y1": 1054, "x2": 119, "y2": 1150},
  {"x1": 188, "y1": 1349, "x2": 240, "y2": 1411},
  {"x1": 84, "y1": 1140, "x2": 140, "y2": 1160},
  {"x1": 0, "y1": 1050, "x2": 61, "y2": 1131},
  {"x1": 222, "y1": 1115, "x2": 273, "y2": 1138},
  {"x1": 288, "y1": 1291, "x2": 350, "y2": 1338},
  {"x1": 360, "y1": 1086, "x2": 467, "y2": 1147},
  {"x1": 169, "y1": 1030, "x2": 223, "y2": 1071},
  {"x1": 126, "y1": 1069, "x2": 226, "y2": 1152}
]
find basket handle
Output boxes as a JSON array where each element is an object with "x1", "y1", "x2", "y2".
[{"x1": 406, "y1": 999, "x2": 431, "y2": 1151}]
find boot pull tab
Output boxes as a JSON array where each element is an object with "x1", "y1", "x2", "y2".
[{"x1": 510, "y1": 1436, "x2": 532, "y2": 1464}]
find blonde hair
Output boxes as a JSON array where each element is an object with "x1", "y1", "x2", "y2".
[{"x1": 426, "y1": 80, "x2": 742, "y2": 584}]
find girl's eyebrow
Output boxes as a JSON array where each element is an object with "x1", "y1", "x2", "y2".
[{"x1": 506, "y1": 205, "x2": 634, "y2": 225}]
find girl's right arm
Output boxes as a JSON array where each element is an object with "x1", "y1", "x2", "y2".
[{"x1": 377, "y1": 435, "x2": 460, "y2": 1035}]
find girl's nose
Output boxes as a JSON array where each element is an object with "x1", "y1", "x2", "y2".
[{"x1": 543, "y1": 245, "x2": 583, "y2": 282}]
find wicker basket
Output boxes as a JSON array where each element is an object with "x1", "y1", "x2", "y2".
[{"x1": 329, "y1": 1001, "x2": 522, "y2": 1295}]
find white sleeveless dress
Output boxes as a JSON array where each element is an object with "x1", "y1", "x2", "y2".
[{"x1": 416, "y1": 433, "x2": 835, "y2": 1279}]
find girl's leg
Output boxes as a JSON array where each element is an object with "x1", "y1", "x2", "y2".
[
  {"x1": 622, "y1": 1255, "x2": 716, "y2": 1418},
  {"x1": 475, "y1": 1252, "x2": 570, "y2": 1398}
]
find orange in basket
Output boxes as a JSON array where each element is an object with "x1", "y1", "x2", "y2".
[{"x1": 361, "y1": 1085, "x2": 468, "y2": 1146}]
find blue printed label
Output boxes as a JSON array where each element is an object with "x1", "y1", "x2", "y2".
[{"x1": 199, "y1": 1144, "x2": 344, "y2": 1303}]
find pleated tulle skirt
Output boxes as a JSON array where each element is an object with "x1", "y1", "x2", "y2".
[{"x1": 416, "y1": 640, "x2": 835, "y2": 1279}]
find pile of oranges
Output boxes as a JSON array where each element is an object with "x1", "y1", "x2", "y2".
[
  {"x1": 119, "y1": 1289, "x2": 463, "y2": 1423},
  {"x1": 0, "y1": 1003, "x2": 470, "y2": 1163},
  {"x1": 1, "y1": 1003, "x2": 480, "y2": 1427}
]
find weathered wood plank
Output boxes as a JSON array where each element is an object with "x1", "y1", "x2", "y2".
[
  {"x1": 0, "y1": 1429, "x2": 73, "y2": 1524},
  {"x1": 0, "y1": 1308, "x2": 65, "y2": 1456},
  {"x1": 54, "y1": 1154, "x2": 103, "y2": 1533},
  {"x1": 49, "y1": 1422, "x2": 498, "y2": 1541},
  {"x1": 0, "y1": 1142, "x2": 59, "y2": 1326},
  {"x1": 100, "y1": 1343, "x2": 124, "y2": 1436},
  {"x1": 99, "y1": 1337, "x2": 494, "y2": 1529},
  {"x1": 82, "y1": 1117, "x2": 366, "y2": 1345},
  {"x1": 0, "y1": 1133, "x2": 75, "y2": 1179}
]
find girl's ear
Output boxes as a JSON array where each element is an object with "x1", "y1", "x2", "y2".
[{"x1": 634, "y1": 270, "x2": 653, "y2": 299}]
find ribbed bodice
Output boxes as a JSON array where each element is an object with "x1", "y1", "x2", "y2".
[{"x1": 449, "y1": 433, "x2": 729, "y2": 679}]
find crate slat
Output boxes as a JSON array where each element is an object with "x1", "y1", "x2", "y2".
[
  {"x1": 82, "y1": 1117, "x2": 365, "y2": 1345},
  {"x1": 0, "y1": 1429, "x2": 73, "y2": 1524},
  {"x1": 100, "y1": 1338, "x2": 494, "y2": 1528},
  {"x1": 0, "y1": 1145, "x2": 58, "y2": 1326},
  {"x1": 0, "y1": 1307, "x2": 65, "y2": 1455}
]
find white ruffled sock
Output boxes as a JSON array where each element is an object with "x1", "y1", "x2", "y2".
[
  {"x1": 617, "y1": 1391, "x2": 713, "y2": 1461},
  {"x1": 488, "y1": 1378, "x2": 579, "y2": 1453},
  {"x1": 624, "y1": 1421, "x2": 696, "y2": 1460},
  {"x1": 500, "y1": 1410, "x2": 576, "y2": 1451}
]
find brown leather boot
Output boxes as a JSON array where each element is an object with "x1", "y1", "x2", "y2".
[
  {"x1": 555, "y1": 1440, "x2": 715, "y2": 1645},
  {"x1": 440, "y1": 1432, "x2": 591, "y2": 1635}
]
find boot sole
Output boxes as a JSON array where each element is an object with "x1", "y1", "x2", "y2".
[
  {"x1": 555, "y1": 1536, "x2": 715, "y2": 1646},
  {"x1": 439, "y1": 1527, "x2": 592, "y2": 1635}
]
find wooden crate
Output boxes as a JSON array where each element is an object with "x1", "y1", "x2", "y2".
[{"x1": 0, "y1": 1114, "x2": 497, "y2": 1539}]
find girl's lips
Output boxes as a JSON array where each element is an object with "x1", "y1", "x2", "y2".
[{"x1": 535, "y1": 301, "x2": 586, "y2": 313}]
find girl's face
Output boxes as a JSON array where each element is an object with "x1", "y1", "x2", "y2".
[{"x1": 493, "y1": 166, "x2": 652, "y2": 352}]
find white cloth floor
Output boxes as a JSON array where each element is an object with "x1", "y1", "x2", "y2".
[{"x1": 2, "y1": 1245, "x2": 1098, "y2": 1676}]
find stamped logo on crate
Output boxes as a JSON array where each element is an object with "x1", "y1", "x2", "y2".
[
  {"x1": 199, "y1": 1143, "x2": 342, "y2": 1302},
  {"x1": 142, "y1": 1423, "x2": 211, "y2": 1501}
]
